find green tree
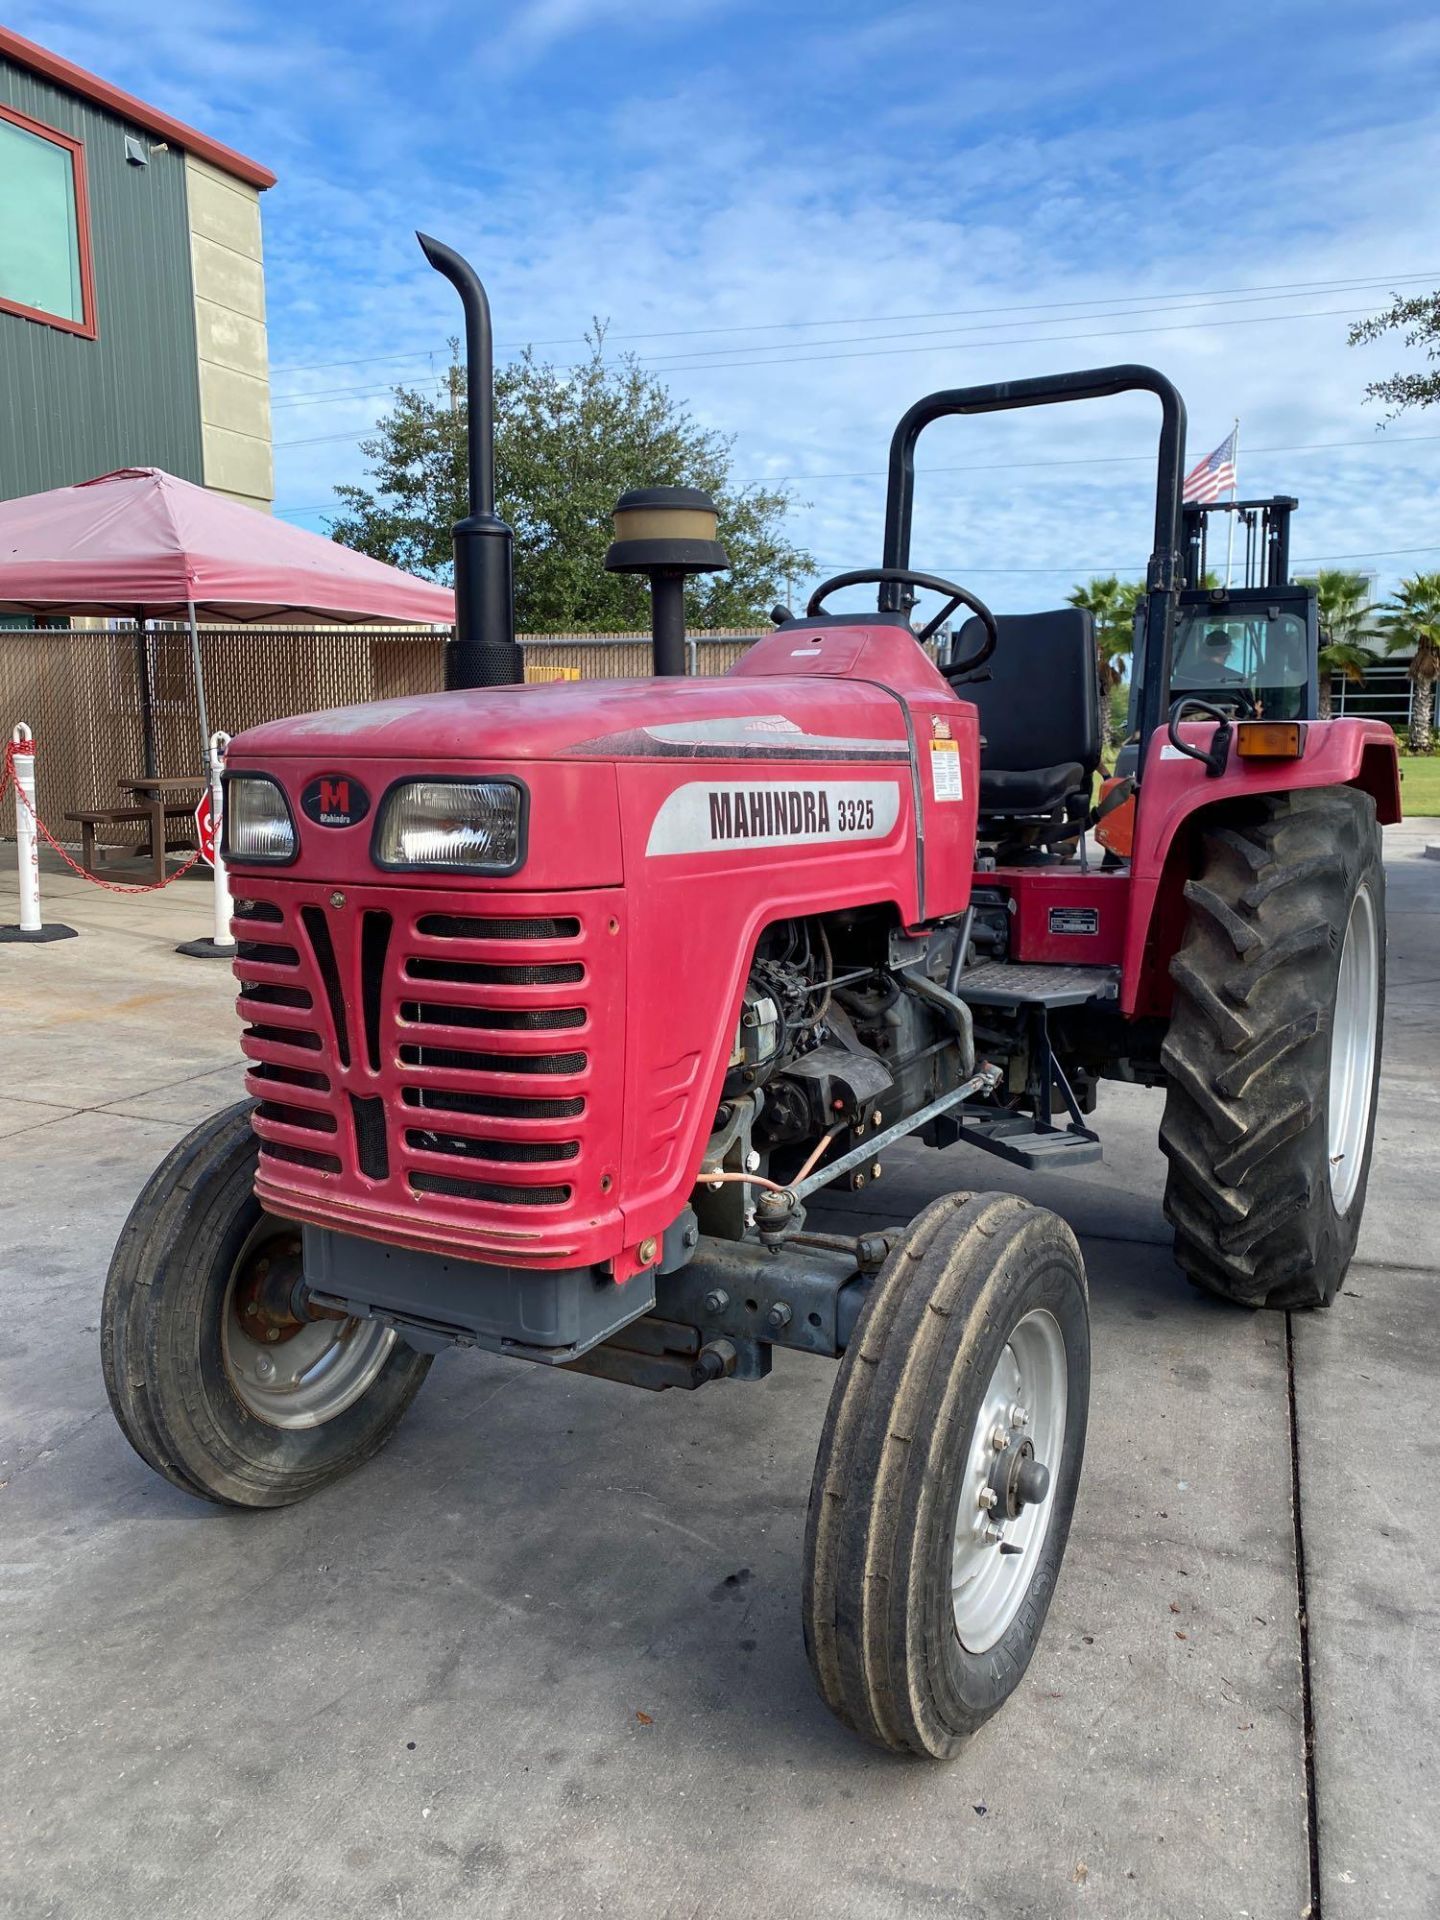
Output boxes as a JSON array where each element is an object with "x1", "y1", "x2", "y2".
[
  {"x1": 329, "y1": 335, "x2": 811, "y2": 632},
  {"x1": 1348, "y1": 292, "x2": 1440, "y2": 414},
  {"x1": 1066, "y1": 574, "x2": 1143, "y2": 746},
  {"x1": 1297, "y1": 569, "x2": 1375, "y2": 720},
  {"x1": 1380, "y1": 572, "x2": 1440, "y2": 753}
]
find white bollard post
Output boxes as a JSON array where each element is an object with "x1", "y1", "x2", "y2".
[
  {"x1": 1, "y1": 722, "x2": 77, "y2": 944},
  {"x1": 209, "y1": 733, "x2": 234, "y2": 952},
  {"x1": 176, "y1": 730, "x2": 236, "y2": 960}
]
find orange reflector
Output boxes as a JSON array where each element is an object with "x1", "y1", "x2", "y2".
[{"x1": 1235, "y1": 721, "x2": 1305, "y2": 759}]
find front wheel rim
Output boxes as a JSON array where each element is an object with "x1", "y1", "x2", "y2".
[
  {"x1": 951, "y1": 1307, "x2": 1067, "y2": 1654},
  {"x1": 221, "y1": 1221, "x2": 396, "y2": 1430},
  {"x1": 1327, "y1": 886, "x2": 1380, "y2": 1217}
]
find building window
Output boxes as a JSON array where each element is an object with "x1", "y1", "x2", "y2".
[{"x1": 0, "y1": 102, "x2": 97, "y2": 339}]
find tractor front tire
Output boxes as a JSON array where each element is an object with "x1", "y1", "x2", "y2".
[
  {"x1": 803, "y1": 1192, "x2": 1090, "y2": 1759},
  {"x1": 103, "y1": 1101, "x2": 432, "y2": 1507},
  {"x1": 1159, "y1": 785, "x2": 1385, "y2": 1311}
]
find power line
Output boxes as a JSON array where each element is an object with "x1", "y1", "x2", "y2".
[
  {"x1": 268, "y1": 276, "x2": 1436, "y2": 410},
  {"x1": 268, "y1": 268, "x2": 1439, "y2": 378},
  {"x1": 272, "y1": 303, "x2": 1385, "y2": 449},
  {"x1": 271, "y1": 431, "x2": 1440, "y2": 519}
]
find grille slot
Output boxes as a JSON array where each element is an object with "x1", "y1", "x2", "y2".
[
  {"x1": 401, "y1": 1000, "x2": 584, "y2": 1032},
  {"x1": 260, "y1": 1140, "x2": 342, "y2": 1174},
  {"x1": 256, "y1": 1099, "x2": 337, "y2": 1134},
  {"x1": 246, "y1": 1023, "x2": 323, "y2": 1052},
  {"x1": 237, "y1": 940, "x2": 299, "y2": 966},
  {"x1": 408, "y1": 1170, "x2": 572, "y2": 1206},
  {"x1": 406, "y1": 1130, "x2": 579, "y2": 1163},
  {"x1": 361, "y1": 911, "x2": 392, "y2": 1073},
  {"x1": 416, "y1": 915, "x2": 580, "y2": 940},
  {"x1": 405, "y1": 958, "x2": 583, "y2": 987},
  {"x1": 249, "y1": 1061, "x2": 330, "y2": 1093},
  {"x1": 349, "y1": 1093, "x2": 390, "y2": 1180},
  {"x1": 300, "y1": 906, "x2": 352, "y2": 1069},
  {"x1": 239, "y1": 983, "x2": 312, "y2": 1011},
  {"x1": 401, "y1": 1088, "x2": 584, "y2": 1120},
  {"x1": 399, "y1": 1044, "x2": 586, "y2": 1076},
  {"x1": 234, "y1": 899, "x2": 283, "y2": 924}
]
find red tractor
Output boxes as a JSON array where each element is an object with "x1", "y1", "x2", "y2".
[{"x1": 104, "y1": 237, "x2": 1400, "y2": 1759}]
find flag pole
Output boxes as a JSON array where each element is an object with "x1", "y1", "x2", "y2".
[{"x1": 1223, "y1": 418, "x2": 1240, "y2": 587}]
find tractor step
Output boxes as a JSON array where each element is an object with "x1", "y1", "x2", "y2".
[
  {"x1": 956, "y1": 962, "x2": 1120, "y2": 1009},
  {"x1": 949, "y1": 1109, "x2": 1103, "y2": 1170}
]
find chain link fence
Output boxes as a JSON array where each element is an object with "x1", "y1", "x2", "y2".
[{"x1": 0, "y1": 626, "x2": 766, "y2": 843}]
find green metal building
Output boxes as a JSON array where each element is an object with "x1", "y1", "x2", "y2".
[{"x1": 0, "y1": 26, "x2": 275, "y2": 513}]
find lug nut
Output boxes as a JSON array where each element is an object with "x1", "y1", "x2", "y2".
[
  {"x1": 983, "y1": 1524, "x2": 1005, "y2": 1546},
  {"x1": 766, "y1": 1301, "x2": 793, "y2": 1332},
  {"x1": 265, "y1": 1328, "x2": 280, "y2": 1343},
  {"x1": 703, "y1": 1289, "x2": 729, "y2": 1314},
  {"x1": 245, "y1": 1301, "x2": 259, "y2": 1317},
  {"x1": 1010, "y1": 1404, "x2": 1030, "y2": 1429},
  {"x1": 991, "y1": 1424, "x2": 1010, "y2": 1451},
  {"x1": 978, "y1": 1485, "x2": 998, "y2": 1511}
]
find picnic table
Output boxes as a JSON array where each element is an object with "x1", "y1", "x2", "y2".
[{"x1": 65, "y1": 774, "x2": 204, "y2": 884}]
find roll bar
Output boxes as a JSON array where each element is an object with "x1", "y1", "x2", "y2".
[{"x1": 880, "y1": 364, "x2": 1188, "y2": 770}]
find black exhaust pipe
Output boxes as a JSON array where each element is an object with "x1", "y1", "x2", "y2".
[{"x1": 416, "y1": 233, "x2": 523, "y2": 690}]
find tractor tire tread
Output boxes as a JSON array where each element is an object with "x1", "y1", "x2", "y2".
[{"x1": 1159, "y1": 786, "x2": 1384, "y2": 1310}]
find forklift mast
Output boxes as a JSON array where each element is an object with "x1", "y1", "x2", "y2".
[{"x1": 1182, "y1": 494, "x2": 1297, "y2": 591}]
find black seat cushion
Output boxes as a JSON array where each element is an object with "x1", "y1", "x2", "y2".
[
  {"x1": 954, "y1": 607, "x2": 1100, "y2": 818},
  {"x1": 978, "y1": 763, "x2": 1087, "y2": 815}
]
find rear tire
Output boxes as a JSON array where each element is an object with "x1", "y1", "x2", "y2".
[
  {"x1": 102, "y1": 1102, "x2": 432, "y2": 1507},
  {"x1": 1159, "y1": 786, "x2": 1385, "y2": 1310},
  {"x1": 802, "y1": 1192, "x2": 1090, "y2": 1759}
]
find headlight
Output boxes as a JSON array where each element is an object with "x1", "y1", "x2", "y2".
[
  {"x1": 224, "y1": 776, "x2": 296, "y2": 863},
  {"x1": 374, "y1": 779, "x2": 525, "y2": 872}
]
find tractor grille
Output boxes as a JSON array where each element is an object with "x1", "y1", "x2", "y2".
[{"x1": 235, "y1": 886, "x2": 622, "y2": 1254}]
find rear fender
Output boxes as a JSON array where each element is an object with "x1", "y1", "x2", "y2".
[{"x1": 1121, "y1": 717, "x2": 1399, "y2": 1017}]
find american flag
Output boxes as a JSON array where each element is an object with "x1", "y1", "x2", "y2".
[{"x1": 1183, "y1": 428, "x2": 1238, "y2": 504}]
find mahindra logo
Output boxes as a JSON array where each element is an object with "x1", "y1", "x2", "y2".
[{"x1": 300, "y1": 772, "x2": 371, "y2": 829}]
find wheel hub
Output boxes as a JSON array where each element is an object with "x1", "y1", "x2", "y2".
[
  {"x1": 222, "y1": 1221, "x2": 396, "y2": 1430},
  {"x1": 951, "y1": 1307, "x2": 1068, "y2": 1654},
  {"x1": 1327, "y1": 886, "x2": 1380, "y2": 1217}
]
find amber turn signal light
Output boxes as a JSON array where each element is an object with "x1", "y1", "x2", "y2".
[{"x1": 1234, "y1": 721, "x2": 1305, "y2": 759}]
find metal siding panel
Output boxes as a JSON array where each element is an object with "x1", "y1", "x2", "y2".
[{"x1": 0, "y1": 57, "x2": 204, "y2": 501}]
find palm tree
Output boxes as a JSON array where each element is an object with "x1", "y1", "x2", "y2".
[
  {"x1": 1299, "y1": 569, "x2": 1375, "y2": 720},
  {"x1": 1067, "y1": 575, "x2": 1143, "y2": 749},
  {"x1": 1382, "y1": 572, "x2": 1440, "y2": 753}
]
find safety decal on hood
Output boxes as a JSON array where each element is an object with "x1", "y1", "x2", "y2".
[{"x1": 646, "y1": 779, "x2": 902, "y2": 855}]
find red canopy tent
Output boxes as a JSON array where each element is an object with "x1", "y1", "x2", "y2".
[
  {"x1": 0, "y1": 468, "x2": 453, "y2": 624},
  {"x1": 0, "y1": 467, "x2": 454, "y2": 767}
]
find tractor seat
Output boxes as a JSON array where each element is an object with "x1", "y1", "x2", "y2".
[
  {"x1": 978, "y1": 761, "x2": 1088, "y2": 814},
  {"x1": 952, "y1": 607, "x2": 1101, "y2": 822}
]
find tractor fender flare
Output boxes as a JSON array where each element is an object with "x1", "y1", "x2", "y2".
[{"x1": 1119, "y1": 717, "x2": 1400, "y2": 1018}]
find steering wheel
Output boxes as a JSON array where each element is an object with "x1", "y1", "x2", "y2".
[{"x1": 805, "y1": 567, "x2": 1000, "y2": 675}]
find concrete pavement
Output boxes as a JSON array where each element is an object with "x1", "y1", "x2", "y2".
[{"x1": 0, "y1": 827, "x2": 1435, "y2": 1920}]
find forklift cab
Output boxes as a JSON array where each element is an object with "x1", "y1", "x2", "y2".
[{"x1": 1129, "y1": 582, "x2": 1320, "y2": 730}]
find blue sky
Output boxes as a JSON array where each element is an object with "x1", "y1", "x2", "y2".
[{"x1": 18, "y1": 0, "x2": 1440, "y2": 612}]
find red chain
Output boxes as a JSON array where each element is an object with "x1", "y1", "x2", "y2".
[{"x1": 2, "y1": 737, "x2": 202, "y2": 893}]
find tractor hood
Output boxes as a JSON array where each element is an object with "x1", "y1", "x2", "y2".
[{"x1": 231, "y1": 672, "x2": 914, "y2": 765}]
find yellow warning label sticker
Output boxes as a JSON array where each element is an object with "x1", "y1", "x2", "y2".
[{"x1": 930, "y1": 738, "x2": 963, "y2": 802}]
